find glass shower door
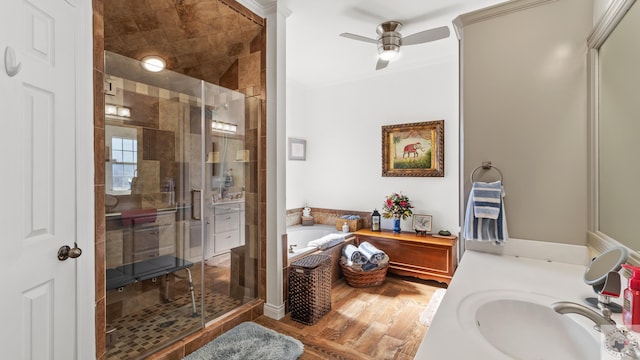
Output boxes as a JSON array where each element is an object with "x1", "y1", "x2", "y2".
[{"x1": 104, "y1": 51, "x2": 205, "y2": 359}]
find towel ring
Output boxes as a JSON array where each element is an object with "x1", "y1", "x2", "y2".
[{"x1": 470, "y1": 161, "x2": 504, "y2": 183}]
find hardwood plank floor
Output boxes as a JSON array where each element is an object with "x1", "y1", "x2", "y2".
[{"x1": 255, "y1": 274, "x2": 447, "y2": 360}]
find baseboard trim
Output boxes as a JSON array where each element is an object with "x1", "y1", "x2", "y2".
[{"x1": 263, "y1": 302, "x2": 285, "y2": 320}]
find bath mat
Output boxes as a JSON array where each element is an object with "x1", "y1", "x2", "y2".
[
  {"x1": 183, "y1": 322, "x2": 304, "y2": 360},
  {"x1": 419, "y1": 288, "x2": 447, "y2": 326}
]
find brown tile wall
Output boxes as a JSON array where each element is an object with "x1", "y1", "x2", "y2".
[
  {"x1": 93, "y1": 1, "x2": 267, "y2": 359},
  {"x1": 286, "y1": 207, "x2": 373, "y2": 230}
]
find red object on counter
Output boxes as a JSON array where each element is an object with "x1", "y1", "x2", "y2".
[{"x1": 622, "y1": 263, "x2": 640, "y2": 332}]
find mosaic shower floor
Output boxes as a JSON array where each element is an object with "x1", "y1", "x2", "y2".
[{"x1": 106, "y1": 289, "x2": 242, "y2": 359}]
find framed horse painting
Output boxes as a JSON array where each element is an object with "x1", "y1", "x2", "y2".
[{"x1": 381, "y1": 120, "x2": 444, "y2": 177}]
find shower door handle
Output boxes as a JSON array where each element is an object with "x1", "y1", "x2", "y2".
[{"x1": 191, "y1": 188, "x2": 201, "y2": 220}]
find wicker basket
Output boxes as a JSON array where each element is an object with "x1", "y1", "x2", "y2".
[
  {"x1": 335, "y1": 218, "x2": 363, "y2": 232},
  {"x1": 340, "y1": 261, "x2": 388, "y2": 288},
  {"x1": 289, "y1": 254, "x2": 332, "y2": 325}
]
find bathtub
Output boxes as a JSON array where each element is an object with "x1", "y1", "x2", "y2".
[{"x1": 286, "y1": 224, "x2": 348, "y2": 260}]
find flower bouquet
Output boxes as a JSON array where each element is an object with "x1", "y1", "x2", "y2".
[{"x1": 382, "y1": 192, "x2": 413, "y2": 233}]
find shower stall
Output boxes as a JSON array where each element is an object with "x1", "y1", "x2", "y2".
[{"x1": 103, "y1": 51, "x2": 260, "y2": 359}]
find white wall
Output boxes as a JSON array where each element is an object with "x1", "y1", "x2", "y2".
[
  {"x1": 287, "y1": 58, "x2": 460, "y2": 233},
  {"x1": 460, "y1": 0, "x2": 592, "y2": 245}
]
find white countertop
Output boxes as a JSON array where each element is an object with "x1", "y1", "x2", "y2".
[{"x1": 414, "y1": 239, "x2": 626, "y2": 359}]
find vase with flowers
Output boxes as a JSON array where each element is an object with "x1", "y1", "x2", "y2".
[{"x1": 382, "y1": 192, "x2": 414, "y2": 233}]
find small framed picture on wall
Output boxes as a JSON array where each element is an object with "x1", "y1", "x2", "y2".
[{"x1": 288, "y1": 138, "x2": 306, "y2": 161}]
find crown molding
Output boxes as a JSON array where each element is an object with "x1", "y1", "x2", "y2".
[
  {"x1": 588, "y1": 0, "x2": 636, "y2": 49},
  {"x1": 235, "y1": 0, "x2": 268, "y2": 17},
  {"x1": 453, "y1": 0, "x2": 557, "y2": 38}
]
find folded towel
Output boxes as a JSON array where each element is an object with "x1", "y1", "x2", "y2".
[
  {"x1": 358, "y1": 242, "x2": 386, "y2": 264},
  {"x1": 319, "y1": 236, "x2": 345, "y2": 250},
  {"x1": 472, "y1": 181, "x2": 502, "y2": 219},
  {"x1": 342, "y1": 244, "x2": 367, "y2": 265},
  {"x1": 463, "y1": 184, "x2": 508, "y2": 245},
  {"x1": 308, "y1": 234, "x2": 345, "y2": 248}
]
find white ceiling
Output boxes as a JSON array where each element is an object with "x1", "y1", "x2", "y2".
[{"x1": 282, "y1": 0, "x2": 510, "y2": 87}]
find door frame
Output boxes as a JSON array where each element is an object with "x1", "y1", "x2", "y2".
[{"x1": 75, "y1": 0, "x2": 96, "y2": 358}]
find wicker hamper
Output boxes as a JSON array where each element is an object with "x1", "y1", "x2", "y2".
[
  {"x1": 340, "y1": 260, "x2": 388, "y2": 288},
  {"x1": 289, "y1": 254, "x2": 332, "y2": 325}
]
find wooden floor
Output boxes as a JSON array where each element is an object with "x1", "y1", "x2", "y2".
[{"x1": 255, "y1": 275, "x2": 447, "y2": 360}]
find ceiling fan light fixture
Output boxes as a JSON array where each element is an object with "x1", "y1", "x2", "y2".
[
  {"x1": 379, "y1": 48, "x2": 399, "y2": 61},
  {"x1": 140, "y1": 55, "x2": 166, "y2": 72},
  {"x1": 340, "y1": 20, "x2": 450, "y2": 71}
]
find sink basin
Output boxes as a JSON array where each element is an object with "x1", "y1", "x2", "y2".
[{"x1": 458, "y1": 290, "x2": 600, "y2": 359}]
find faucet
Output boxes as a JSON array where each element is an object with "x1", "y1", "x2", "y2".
[
  {"x1": 289, "y1": 244, "x2": 297, "y2": 254},
  {"x1": 552, "y1": 301, "x2": 615, "y2": 332},
  {"x1": 553, "y1": 301, "x2": 640, "y2": 358}
]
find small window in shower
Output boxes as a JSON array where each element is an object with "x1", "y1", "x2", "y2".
[
  {"x1": 111, "y1": 137, "x2": 137, "y2": 191},
  {"x1": 105, "y1": 125, "x2": 139, "y2": 195}
]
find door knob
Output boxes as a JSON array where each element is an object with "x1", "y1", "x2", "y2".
[{"x1": 58, "y1": 242, "x2": 82, "y2": 261}]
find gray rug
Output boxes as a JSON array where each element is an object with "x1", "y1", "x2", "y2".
[{"x1": 183, "y1": 322, "x2": 304, "y2": 360}]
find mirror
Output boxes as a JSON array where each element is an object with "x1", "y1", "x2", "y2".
[
  {"x1": 595, "y1": 0, "x2": 640, "y2": 252},
  {"x1": 584, "y1": 247, "x2": 628, "y2": 312},
  {"x1": 584, "y1": 247, "x2": 628, "y2": 285}
]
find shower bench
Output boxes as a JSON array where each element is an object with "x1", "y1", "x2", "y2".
[{"x1": 106, "y1": 255, "x2": 197, "y2": 317}]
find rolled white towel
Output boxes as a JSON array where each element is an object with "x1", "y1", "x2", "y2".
[
  {"x1": 358, "y1": 242, "x2": 386, "y2": 264},
  {"x1": 342, "y1": 244, "x2": 366, "y2": 265}
]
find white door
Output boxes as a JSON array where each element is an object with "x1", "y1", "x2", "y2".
[{"x1": 0, "y1": 0, "x2": 86, "y2": 358}]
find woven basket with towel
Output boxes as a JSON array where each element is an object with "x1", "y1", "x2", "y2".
[{"x1": 340, "y1": 242, "x2": 389, "y2": 287}]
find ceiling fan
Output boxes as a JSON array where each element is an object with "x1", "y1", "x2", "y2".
[{"x1": 340, "y1": 21, "x2": 450, "y2": 70}]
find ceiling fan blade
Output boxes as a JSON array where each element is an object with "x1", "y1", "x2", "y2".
[
  {"x1": 401, "y1": 26, "x2": 450, "y2": 46},
  {"x1": 339, "y1": 32, "x2": 378, "y2": 44},
  {"x1": 376, "y1": 58, "x2": 389, "y2": 70}
]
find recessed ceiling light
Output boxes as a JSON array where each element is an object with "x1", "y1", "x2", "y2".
[{"x1": 141, "y1": 56, "x2": 166, "y2": 72}]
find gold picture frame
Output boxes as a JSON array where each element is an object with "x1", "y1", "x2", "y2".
[{"x1": 382, "y1": 120, "x2": 444, "y2": 177}]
